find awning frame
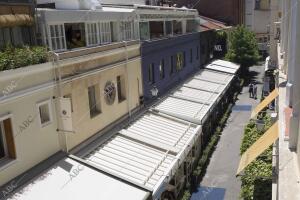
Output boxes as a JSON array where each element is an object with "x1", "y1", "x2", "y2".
[
  {"x1": 236, "y1": 121, "x2": 279, "y2": 175},
  {"x1": 250, "y1": 88, "x2": 279, "y2": 119}
]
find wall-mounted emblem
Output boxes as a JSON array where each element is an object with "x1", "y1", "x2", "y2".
[{"x1": 104, "y1": 81, "x2": 116, "y2": 105}]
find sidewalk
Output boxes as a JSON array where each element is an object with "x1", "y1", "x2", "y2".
[{"x1": 191, "y1": 64, "x2": 265, "y2": 200}]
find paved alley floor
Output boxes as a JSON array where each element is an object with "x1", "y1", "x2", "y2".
[{"x1": 191, "y1": 64, "x2": 265, "y2": 200}]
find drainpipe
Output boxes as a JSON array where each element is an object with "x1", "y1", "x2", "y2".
[
  {"x1": 124, "y1": 41, "x2": 132, "y2": 119},
  {"x1": 51, "y1": 52, "x2": 69, "y2": 153}
]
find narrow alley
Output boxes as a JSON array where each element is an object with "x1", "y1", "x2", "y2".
[{"x1": 191, "y1": 64, "x2": 265, "y2": 200}]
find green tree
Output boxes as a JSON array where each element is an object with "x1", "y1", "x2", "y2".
[{"x1": 225, "y1": 26, "x2": 260, "y2": 68}]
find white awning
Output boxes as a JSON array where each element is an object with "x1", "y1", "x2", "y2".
[
  {"x1": 153, "y1": 69, "x2": 235, "y2": 124},
  {"x1": 8, "y1": 157, "x2": 149, "y2": 200},
  {"x1": 81, "y1": 111, "x2": 201, "y2": 198},
  {"x1": 206, "y1": 60, "x2": 240, "y2": 74}
]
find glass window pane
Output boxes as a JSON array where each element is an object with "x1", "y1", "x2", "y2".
[
  {"x1": 39, "y1": 104, "x2": 50, "y2": 124},
  {"x1": 140, "y1": 22, "x2": 150, "y2": 40},
  {"x1": 0, "y1": 123, "x2": 6, "y2": 159}
]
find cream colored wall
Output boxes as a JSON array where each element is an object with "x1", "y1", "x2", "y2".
[
  {"x1": 62, "y1": 59, "x2": 142, "y2": 150},
  {"x1": 0, "y1": 42, "x2": 142, "y2": 185},
  {"x1": 0, "y1": 88, "x2": 60, "y2": 186}
]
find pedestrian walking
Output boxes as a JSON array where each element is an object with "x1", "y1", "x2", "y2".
[
  {"x1": 253, "y1": 83, "x2": 258, "y2": 99},
  {"x1": 249, "y1": 83, "x2": 253, "y2": 98}
]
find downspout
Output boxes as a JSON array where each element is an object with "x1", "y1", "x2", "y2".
[
  {"x1": 124, "y1": 41, "x2": 132, "y2": 119},
  {"x1": 51, "y1": 52, "x2": 69, "y2": 153}
]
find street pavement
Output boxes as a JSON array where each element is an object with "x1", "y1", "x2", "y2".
[{"x1": 191, "y1": 64, "x2": 265, "y2": 200}]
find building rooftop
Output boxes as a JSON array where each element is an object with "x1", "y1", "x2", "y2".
[
  {"x1": 80, "y1": 111, "x2": 201, "y2": 198},
  {"x1": 206, "y1": 60, "x2": 240, "y2": 74},
  {"x1": 153, "y1": 66, "x2": 236, "y2": 124},
  {"x1": 6, "y1": 157, "x2": 149, "y2": 200},
  {"x1": 199, "y1": 16, "x2": 228, "y2": 32}
]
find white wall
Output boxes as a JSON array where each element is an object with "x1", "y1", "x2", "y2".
[
  {"x1": 245, "y1": 0, "x2": 254, "y2": 30},
  {"x1": 253, "y1": 10, "x2": 271, "y2": 34}
]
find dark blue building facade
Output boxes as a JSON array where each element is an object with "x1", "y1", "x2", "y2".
[{"x1": 141, "y1": 33, "x2": 201, "y2": 102}]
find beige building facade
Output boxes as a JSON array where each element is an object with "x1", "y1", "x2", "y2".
[{"x1": 0, "y1": 41, "x2": 142, "y2": 186}]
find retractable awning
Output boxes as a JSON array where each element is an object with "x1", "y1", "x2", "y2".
[
  {"x1": 236, "y1": 121, "x2": 279, "y2": 175},
  {"x1": 251, "y1": 88, "x2": 279, "y2": 118},
  {"x1": 0, "y1": 14, "x2": 34, "y2": 27}
]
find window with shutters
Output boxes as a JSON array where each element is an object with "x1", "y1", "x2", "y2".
[
  {"x1": 49, "y1": 24, "x2": 66, "y2": 51},
  {"x1": 86, "y1": 23, "x2": 99, "y2": 46},
  {"x1": 99, "y1": 22, "x2": 112, "y2": 44}
]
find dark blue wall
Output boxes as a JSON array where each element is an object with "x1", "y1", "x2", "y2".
[{"x1": 141, "y1": 33, "x2": 201, "y2": 102}]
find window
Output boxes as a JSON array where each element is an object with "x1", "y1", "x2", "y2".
[
  {"x1": 139, "y1": 22, "x2": 150, "y2": 40},
  {"x1": 186, "y1": 20, "x2": 197, "y2": 33},
  {"x1": 120, "y1": 21, "x2": 133, "y2": 41},
  {"x1": 111, "y1": 21, "x2": 119, "y2": 42},
  {"x1": 190, "y1": 49, "x2": 193, "y2": 63},
  {"x1": 165, "y1": 21, "x2": 173, "y2": 36},
  {"x1": 0, "y1": 28, "x2": 11, "y2": 48},
  {"x1": 149, "y1": 21, "x2": 164, "y2": 39},
  {"x1": 37, "y1": 100, "x2": 53, "y2": 127},
  {"x1": 159, "y1": 60, "x2": 165, "y2": 79},
  {"x1": 148, "y1": 63, "x2": 155, "y2": 84},
  {"x1": 86, "y1": 23, "x2": 99, "y2": 46},
  {"x1": 117, "y1": 76, "x2": 126, "y2": 102},
  {"x1": 0, "y1": 122, "x2": 8, "y2": 160},
  {"x1": 49, "y1": 24, "x2": 66, "y2": 51},
  {"x1": 88, "y1": 85, "x2": 101, "y2": 118},
  {"x1": 63, "y1": 94, "x2": 73, "y2": 112},
  {"x1": 0, "y1": 27, "x2": 32, "y2": 48},
  {"x1": 170, "y1": 55, "x2": 174, "y2": 75},
  {"x1": 65, "y1": 23, "x2": 86, "y2": 49},
  {"x1": 176, "y1": 52, "x2": 185, "y2": 71},
  {"x1": 0, "y1": 117, "x2": 16, "y2": 162},
  {"x1": 173, "y1": 20, "x2": 182, "y2": 35},
  {"x1": 99, "y1": 22, "x2": 112, "y2": 44}
]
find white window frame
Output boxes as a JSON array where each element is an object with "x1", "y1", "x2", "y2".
[
  {"x1": 120, "y1": 21, "x2": 133, "y2": 41},
  {"x1": 37, "y1": 99, "x2": 53, "y2": 128},
  {"x1": 98, "y1": 21, "x2": 112, "y2": 44},
  {"x1": 86, "y1": 22, "x2": 99, "y2": 46},
  {"x1": 48, "y1": 24, "x2": 66, "y2": 52}
]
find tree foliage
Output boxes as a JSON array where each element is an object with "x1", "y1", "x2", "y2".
[{"x1": 225, "y1": 26, "x2": 260, "y2": 67}]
